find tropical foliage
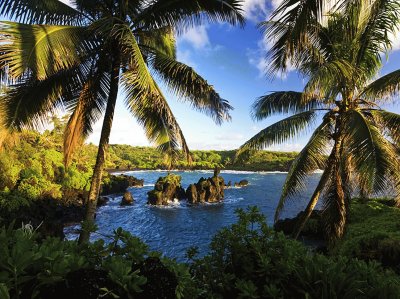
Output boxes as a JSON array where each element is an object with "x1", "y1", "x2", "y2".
[
  {"x1": 1, "y1": 207, "x2": 400, "y2": 299},
  {"x1": 0, "y1": 0, "x2": 244, "y2": 242},
  {"x1": 333, "y1": 198, "x2": 400, "y2": 273},
  {"x1": 239, "y1": 0, "x2": 400, "y2": 240},
  {"x1": 109, "y1": 145, "x2": 297, "y2": 171},
  {"x1": 188, "y1": 207, "x2": 400, "y2": 298}
]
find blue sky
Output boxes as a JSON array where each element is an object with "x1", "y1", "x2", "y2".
[{"x1": 64, "y1": 1, "x2": 400, "y2": 151}]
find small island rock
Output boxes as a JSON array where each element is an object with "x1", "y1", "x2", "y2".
[
  {"x1": 147, "y1": 174, "x2": 185, "y2": 205},
  {"x1": 234, "y1": 179, "x2": 249, "y2": 187},
  {"x1": 186, "y1": 174, "x2": 225, "y2": 204},
  {"x1": 121, "y1": 191, "x2": 134, "y2": 206}
]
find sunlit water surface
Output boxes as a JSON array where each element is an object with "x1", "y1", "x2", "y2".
[{"x1": 65, "y1": 170, "x2": 321, "y2": 260}]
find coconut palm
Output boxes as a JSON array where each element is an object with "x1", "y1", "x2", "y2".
[
  {"x1": 239, "y1": 1, "x2": 400, "y2": 240},
  {"x1": 0, "y1": 0, "x2": 244, "y2": 242}
]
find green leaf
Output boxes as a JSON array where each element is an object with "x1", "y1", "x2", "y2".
[{"x1": 0, "y1": 283, "x2": 9, "y2": 299}]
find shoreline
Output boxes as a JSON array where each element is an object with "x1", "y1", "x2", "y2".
[{"x1": 107, "y1": 168, "x2": 325, "y2": 175}]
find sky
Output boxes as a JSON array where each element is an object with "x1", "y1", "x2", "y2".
[{"x1": 58, "y1": 1, "x2": 400, "y2": 151}]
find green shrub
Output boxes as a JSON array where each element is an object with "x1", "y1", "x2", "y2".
[
  {"x1": 189, "y1": 207, "x2": 400, "y2": 298},
  {"x1": 333, "y1": 198, "x2": 400, "y2": 273},
  {"x1": 0, "y1": 225, "x2": 194, "y2": 299}
]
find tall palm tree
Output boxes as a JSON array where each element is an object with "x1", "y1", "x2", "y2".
[
  {"x1": 0, "y1": 0, "x2": 244, "y2": 243},
  {"x1": 239, "y1": 1, "x2": 400, "y2": 240}
]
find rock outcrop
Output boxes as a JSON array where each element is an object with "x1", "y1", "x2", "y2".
[
  {"x1": 147, "y1": 174, "x2": 185, "y2": 205},
  {"x1": 186, "y1": 173, "x2": 225, "y2": 204},
  {"x1": 125, "y1": 175, "x2": 144, "y2": 187},
  {"x1": 234, "y1": 179, "x2": 249, "y2": 187},
  {"x1": 121, "y1": 191, "x2": 134, "y2": 206},
  {"x1": 101, "y1": 174, "x2": 144, "y2": 195},
  {"x1": 97, "y1": 196, "x2": 109, "y2": 207}
]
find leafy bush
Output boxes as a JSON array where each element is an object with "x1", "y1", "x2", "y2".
[
  {"x1": 189, "y1": 207, "x2": 400, "y2": 298},
  {"x1": 0, "y1": 225, "x2": 192, "y2": 299},
  {"x1": 17, "y1": 177, "x2": 62, "y2": 200},
  {"x1": 332, "y1": 198, "x2": 400, "y2": 273}
]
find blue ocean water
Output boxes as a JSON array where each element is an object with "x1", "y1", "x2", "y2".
[{"x1": 65, "y1": 170, "x2": 321, "y2": 260}]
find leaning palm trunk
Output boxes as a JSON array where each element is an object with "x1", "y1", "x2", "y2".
[
  {"x1": 79, "y1": 57, "x2": 120, "y2": 244},
  {"x1": 294, "y1": 135, "x2": 343, "y2": 239},
  {"x1": 293, "y1": 168, "x2": 329, "y2": 239}
]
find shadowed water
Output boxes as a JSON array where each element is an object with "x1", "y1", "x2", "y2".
[{"x1": 65, "y1": 170, "x2": 321, "y2": 260}]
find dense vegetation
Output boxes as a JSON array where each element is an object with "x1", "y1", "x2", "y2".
[
  {"x1": 332, "y1": 198, "x2": 400, "y2": 274},
  {"x1": 2, "y1": 208, "x2": 400, "y2": 299},
  {"x1": 109, "y1": 145, "x2": 297, "y2": 171}
]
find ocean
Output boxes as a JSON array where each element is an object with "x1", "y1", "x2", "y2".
[{"x1": 65, "y1": 170, "x2": 321, "y2": 260}]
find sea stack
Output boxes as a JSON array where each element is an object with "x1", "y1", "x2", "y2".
[
  {"x1": 186, "y1": 170, "x2": 225, "y2": 204},
  {"x1": 147, "y1": 174, "x2": 185, "y2": 205}
]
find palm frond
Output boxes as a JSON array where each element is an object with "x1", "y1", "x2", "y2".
[
  {"x1": 148, "y1": 50, "x2": 232, "y2": 125},
  {"x1": 303, "y1": 59, "x2": 355, "y2": 98},
  {"x1": 343, "y1": 109, "x2": 400, "y2": 194},
  {"x1": 292, "y1": 135, "x2": 340, "y2": 239},
  {"x1": 275, "y1": 115, "x2": 333, "y2": 221},
  {"x1": 251, "y1": 91, "x2": 322, "y2": 120},
  {"x1": 354, "y1": 0, "x2": 400, "y2": 68},
  {"x1": 362, "y1": 69, "x2": 400, "y2": 100},
  {"x1": 136, "y1": 0, "x2": 244, "y2": 32},
  {"x1": 122, "y1": 70, "x2": 191, "y2": 164},
  {"x1": 137, "y1": 26, "x2": 176, "y2": 59},
  {"x1": 114, "y1": 24, "x2": 191, "y2": 163},
  {"x1": 0, "y1": 0, "x2": 82, "y2": 25},
  {"x1": 262, "y1": 0, "x2": 327, "y2": 76},
  {"x1": 371, "y1": 110, "x2": 400, "y2": 145},
  {"x1": 238, "y1": 111, "x2": 317, "y2": 156},
  {"x1": 0, "y1": 66, "x2": 85, "y2": 130},
  {"x1": 63, "y1": 62, "x2": 110, "y2": 166},
  {"x1": 0, "y1": 21, "x2": 91, "y2": 80}
]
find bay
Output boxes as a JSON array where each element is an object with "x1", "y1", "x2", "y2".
[{"x1": 65, "y1": 170, "x2": 321, "y2": 260}]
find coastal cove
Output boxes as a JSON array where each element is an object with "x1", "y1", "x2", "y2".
[{"x1": 65, "y1": 170, "x2": 321, "y2": 259}]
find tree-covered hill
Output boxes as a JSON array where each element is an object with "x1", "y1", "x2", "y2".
[{"x1": 108, "y1": 144, "x2": 298, "y2": 171}]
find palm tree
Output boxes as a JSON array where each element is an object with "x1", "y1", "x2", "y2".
[
  {"x1": 0, "y1": 0, "x2": 244, "y2": 243},
  {"x1": 239, "y1": 1, "x2": 400, "y2": 240}
]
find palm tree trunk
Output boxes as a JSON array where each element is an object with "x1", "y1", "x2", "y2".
[
  {"x1": 293, "y1": 163, "x2": 331, "y2": 239},
  {"x1": 294, "y1": 135, "x2": 343, "y2": 239},
  {"x1": 78, "y1": 56, "x2": 121, "y2": 244}
]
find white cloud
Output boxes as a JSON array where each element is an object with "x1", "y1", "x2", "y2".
[
  {"x1": 178, "y1": 26, "x2": 210, "y2": 50},
  {"x1": 241, "y1": 0, "x2": 283, "y2": 22},
  {"x1": 241, "y1": 0, "x2": 269, "y2": 22},
  {"x1": 390, "y1": 28, "x2": 400, "y2": 51}
]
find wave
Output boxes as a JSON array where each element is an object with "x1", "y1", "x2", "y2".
[
  {"x1": 147, "y1": 199, "x2": 187, "y2": 209},
  {"x1": 225, "y1": 197, "x2": 245, "y2": 203}
]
